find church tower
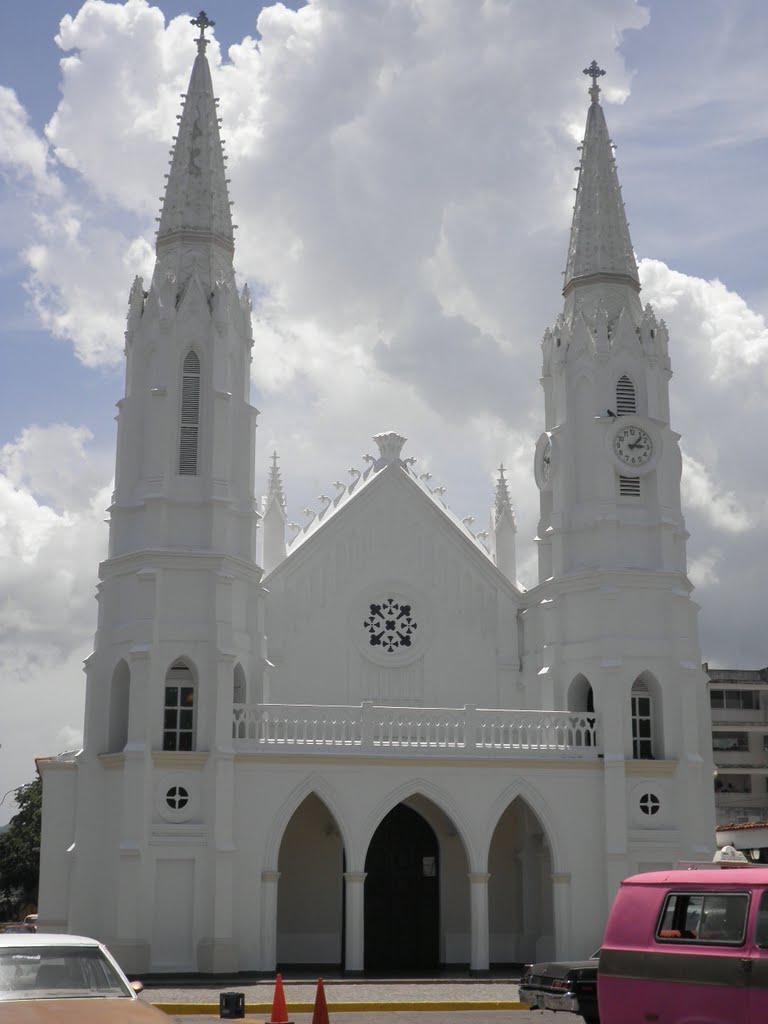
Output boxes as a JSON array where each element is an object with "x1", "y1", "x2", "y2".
[
  {"x1": 39, "y1": 14, "x2": 264, "y2": 972},
  {"x1": 526, "y1": 62, "x2": 715, "y2": 892}
]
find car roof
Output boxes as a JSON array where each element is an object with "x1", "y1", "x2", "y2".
[
  {"x1": 0, "y1": 933, "x2": 102, "y2": 948},
  {"x1": 622, "y1": 868, "x2": 768, "y2": 887}
]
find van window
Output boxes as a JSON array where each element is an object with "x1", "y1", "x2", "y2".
[
  {"x1": 656, "y1": 891, "x2": 748, "y2": 945},
  {"x1": 755, "y1": 891, "x2": 768, "y2": 948}
]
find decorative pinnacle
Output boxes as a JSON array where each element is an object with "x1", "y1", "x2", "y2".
[
  {"x1": 266, "y1": 451, "x2": 286, "y2": 511},
  {"x1": 494, "y1": 464, "x2": 515, "y2": 522},
  {"x1": 373, "y1": 431, "x2": 407, "y2": 466},
  {"x1": 583, "y1": 60, "x2": 605, "y2": 102},
  {"x1": 191, "y1": 10, "x2": 215, "y2": 55}
]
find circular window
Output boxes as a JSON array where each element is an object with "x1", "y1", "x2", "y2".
[
  {"x1": 639, "y1": 793, "x2": 660, "y2": 816},
  {"x1": 363, "y1": 598, "x2": 418, "y2": 653},
  {"x1": 166, "y1": 785, "x2": 189, "y2": 811}
]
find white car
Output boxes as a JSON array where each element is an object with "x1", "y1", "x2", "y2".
[{"x1": 0, "y1": 933, "x2": 167, "y2": 1022}]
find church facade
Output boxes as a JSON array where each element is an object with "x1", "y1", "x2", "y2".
[{"x1": 36, "y1": 27, "x2": 716, "y2": 974}]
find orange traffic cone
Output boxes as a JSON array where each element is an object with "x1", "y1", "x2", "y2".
[
  {"x1": 270, "y1": 972, "x2": 291, "y2": 1024},
  {"x1": 311, "y1": 977, "x2": 330, "y2": 1024}
]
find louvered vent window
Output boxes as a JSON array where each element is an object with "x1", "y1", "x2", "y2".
[
  {"x1": 619, "y1": 475, "x2": 641, "y2": 497},
  {"x1": 179, "y1": 351, "x2": 200, "y2": 475},
  {"x1": 616, "y1": 375, "x2": 637, "y2": 415}
]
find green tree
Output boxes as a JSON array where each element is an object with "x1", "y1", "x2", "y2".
[{"x1": 0, "y1": 777, "x2": 41, "y2": 920}]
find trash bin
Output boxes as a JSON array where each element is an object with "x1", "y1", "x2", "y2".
[{"x1": 219, "y1": 990, "x2": 245, "y2": 1019}]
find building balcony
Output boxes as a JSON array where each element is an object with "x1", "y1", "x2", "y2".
[{"x1": 232, "y1": 703, "x2": 600, "y2": 760}]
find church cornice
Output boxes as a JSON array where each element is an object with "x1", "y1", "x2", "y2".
[{"x1": 523, "y1": 567, "x2": 696, "y2": 607}]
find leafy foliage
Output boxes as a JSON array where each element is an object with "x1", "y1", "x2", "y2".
[{"x1": 0, "y1": 777, "x2": 41, "y2": 920}]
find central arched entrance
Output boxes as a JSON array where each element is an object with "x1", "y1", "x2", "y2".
[{"x1": 364, "y1": 804, "x2": 439, "y2": 970}]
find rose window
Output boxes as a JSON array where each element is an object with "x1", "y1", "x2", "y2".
[{"x1": 364, "y1": 598, "x2": 418, "y2": 653}]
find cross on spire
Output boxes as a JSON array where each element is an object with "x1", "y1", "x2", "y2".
[
  {"x1": 583, "y1": 60, "x2": 606, "y2": 89},
  {"x1": 191, "y1": 10, "x2": 215, "y2": 54},
  {"x1": 583, "y1": 60, "x2": 606, "y2": 102}
]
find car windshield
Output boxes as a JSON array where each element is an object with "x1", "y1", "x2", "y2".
[{"x1": 0, "y1": 946, "x2": 132, "y2": 1001}]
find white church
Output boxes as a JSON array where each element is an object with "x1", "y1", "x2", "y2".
[{"x1": 36, "y1": 18, "x2": 716, "y2": 975}]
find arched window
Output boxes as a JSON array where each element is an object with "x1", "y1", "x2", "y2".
[
  {"x1": 108, "y1": 660, "x2": 130, "y2": 753},
  {"x1": 163, "y1": 660, "x2": 196, "y2": 751},
  {"x1": 616, "y1": 374, "x2": 637, "y2": 415},
  {"x1": 179, "y1": 351, "x2": 201, "y2": 475},
  {"x1": 233, "y1": 663, "x2": 246, "y2": 704},
  {"x1": 631, "y1": 680, "x2": 654, "y2": 759}
]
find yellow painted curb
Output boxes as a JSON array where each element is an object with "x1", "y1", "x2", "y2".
[{"x1": 153, "y1": 999, "x2": 527, "y2": 1014}]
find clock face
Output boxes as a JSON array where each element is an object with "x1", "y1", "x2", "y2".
[
  {"x1": 613, "y1": 425, "x2": 654, "y2": 468},
  {"x1": 535, "y1": 434, "x2": 553, "y2": 489},
  {"x1": 540, "y1": 439, "x2": 552, "y2": 482}
]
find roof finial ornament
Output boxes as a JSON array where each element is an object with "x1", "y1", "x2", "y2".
[
  {"x1": 191, "y1": 10, "x2": 215, "y2": 55},
  {"x1": 583, "y1": 59, "x2": 605, "y2": 103}
]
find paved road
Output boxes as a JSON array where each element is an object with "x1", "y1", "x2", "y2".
[
  {"x1": 162, "y1": 1013, "x2": 564, "y2": 1024},
  {"x1": 139, "y1": 979, "x2": 570, "y2": 1023}
]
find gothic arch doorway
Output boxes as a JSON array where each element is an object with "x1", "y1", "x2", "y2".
[
  {"x1": 276, "y1": 794, "x2": 344, "y2": 966},
  {"x1": 488, "y1": 798, "x2": 554, "y2": 964},
  {"x1": 364, "y1": 803, "x2": 439, "y2": 970}
]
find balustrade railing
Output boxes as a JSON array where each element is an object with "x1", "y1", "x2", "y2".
[{"x1": 232, "y1": 703, "x2": 599, "y2": 758}]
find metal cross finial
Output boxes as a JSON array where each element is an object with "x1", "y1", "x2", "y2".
[
  {"x1": 583, "y1": 60, "x2": 606, "y2": 89},
  {"x1": 191, "y1": 10, "x2": 215, "y2": 54}
]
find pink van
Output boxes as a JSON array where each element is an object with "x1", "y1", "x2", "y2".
[{"x1": 599, "y1": 866, "x2": 768, "y2": 1023}]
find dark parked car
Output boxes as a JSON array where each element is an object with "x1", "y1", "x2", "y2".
[{"x1": 519, "y1": 949, "x2": 600, "y2": 1024}]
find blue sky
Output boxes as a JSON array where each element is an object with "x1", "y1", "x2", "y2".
[{"x1": 2, "y1": 0, "x2": 768, "y2": 821}]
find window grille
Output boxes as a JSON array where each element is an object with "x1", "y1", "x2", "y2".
[
  {"x1": 179, "y1": 351, "x2": 200, "y2": 475},
  {"x1": 616, "y1": 374, "x2": 637, "y2": 415},
  {"x1": 619, "y1": 475, "x2": 641, "y2": 497},
  {"x1": 163, "y1": 662, "x2": 195, "y2": 751},
  {"x1": 631, "y1": 682, "x2": 653, "y2": 759}
]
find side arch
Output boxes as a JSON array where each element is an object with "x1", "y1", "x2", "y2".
[
  {"x1": 262, "y1": 773, "x2": 351, "y2": 871},
  {"x1": 485, "y1": 780, "x2": 562, "y2": 964},
  {"x1": 485, "y1": 777, "x2": 565, "y2": 875},
  {"x1": 276, "y1": 790, "x2": 345, "y2": 967}
]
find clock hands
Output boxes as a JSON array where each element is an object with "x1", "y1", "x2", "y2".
[{"x1": 628, "y1": 436, "x2": 647, "y2": 450}]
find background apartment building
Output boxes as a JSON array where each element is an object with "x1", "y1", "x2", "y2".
[{"x1": 707, "y1": 666, "x2": 768, "y2": 827}]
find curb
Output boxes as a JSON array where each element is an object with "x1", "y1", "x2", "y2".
[{"x1": 154, "y1": 999, "x2": 528, "y2": 1014}]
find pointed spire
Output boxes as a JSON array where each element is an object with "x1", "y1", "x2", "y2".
[
  {"x1": 491, "y1": 465, "x2": 517, "y2": 582},
  {"x1": 493, "y1": 465, "x2": 516, "y2": 525},
  {"x1": 265, "y1": 451, "x2": 287, "y2": 513},
  {"x1": 157, "y1": 12, "x2": 233, "y2": 253},
  {"x1": 262, "y1": 452, "x2": 287, "y2": 574},
  {"x1": 563, "y1": 61, "x2": 639, "y2": 299}
]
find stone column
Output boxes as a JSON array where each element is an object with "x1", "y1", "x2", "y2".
[
  {"x1": 260, "y1": 870, "x2": 280, "y2": 971},
  {"x1": 551, "y1": 872, "x2": 572, "y2": 960},
  {"x1": 343, "y1": 872, "x2": 366, "y2": 972},
  {"x1": 468, "y1": 872, "x2": 490, "y2": 973},
  {"x1": 521, "y1": 832, "x2": 543, "y2": 960}
]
